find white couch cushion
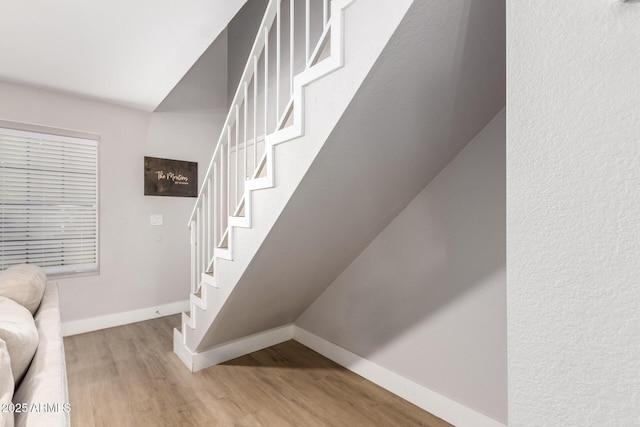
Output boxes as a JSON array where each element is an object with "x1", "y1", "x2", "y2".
[
  {"x1": 0, "y1": 339, "x2": 14, "y2": 427},
  {"x1": 0, "y1": 265, "x2": 47, "y2": 315},
  {"x1": 0, "y1": 298, "x2": 38, "y2": 386},
  {"x1": 13, "y1": 283, "x2": 69, "y2": 427}
]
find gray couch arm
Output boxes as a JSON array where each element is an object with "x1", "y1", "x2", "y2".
[{"x1": 13, "y1": 282, "x2": 70, "y2": 427}]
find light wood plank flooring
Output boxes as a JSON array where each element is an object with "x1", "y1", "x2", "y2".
[{"x1": 64, "y1": 315, "x2": 451, "y2": 427}]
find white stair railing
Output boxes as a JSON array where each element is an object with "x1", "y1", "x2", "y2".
[{"x1": 188, "y1": 0, "x2": 336, "y2": 294}]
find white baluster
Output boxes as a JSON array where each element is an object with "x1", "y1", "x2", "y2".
[
  {"x1": 226, "y1": 129, "x2": 231, "y2": 219},
  {"x1": 199, "y1": 202, "x2": 205, "y2": 278},
  {"x1": 206, "y1": 177, "x2": 213, "y2": 266},
  {"x1": 290, "y1": 0, "x2": 295, "y2": 95},
  {"x1": 195, "y1": 207, "x2": 201, "y2": 285},
  {"x1": 276, "y1": 1, "x2": 281, "y2": 121},
  {"x1": 253, "y1": 59, "x2": 258, "y2": 174},
  {"x1": 306, "y1": 0, "x2": 310, "y2": 66},
  {"x1": 244, "y1": 83, "x2": 248, "y2": 181},
  {"x1": 264, "y1": 26, "x2": 269, "y2": 137},
  {"x1": 235, "y1": 107, "x2": 239, "y2": 210},
  {"x1": 190, "y1": 221, "x2": 196, "y2": 293},
  {"x1": 323, "y1": 0, "x2": 329, "y2": 28},
  {"x1": 213, "y1": 162, "x2": 218, "y2": 256}
]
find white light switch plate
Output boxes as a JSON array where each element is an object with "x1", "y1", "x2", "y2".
[{"x1": 150, "y1": 214, "x2": 163, "y2": 226}]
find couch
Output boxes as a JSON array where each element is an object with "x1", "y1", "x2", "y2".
[{"x1": 0, "y1": 265, "x2": 70, "y2": 427}]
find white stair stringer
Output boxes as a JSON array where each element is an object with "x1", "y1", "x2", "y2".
[
  {"x1": 182, "y1": 272, "x2": 215, "y2": 330},
  {"x1": 174, "y1": 0, "x2": 420, "y2": 368},
  {"x1": 174, "y1": 0, "x2": 360, "y2": 366}
]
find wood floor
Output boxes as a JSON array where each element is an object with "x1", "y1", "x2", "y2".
[{"x1": 64, "y1": 315, "x2": 451, "y2": 427}]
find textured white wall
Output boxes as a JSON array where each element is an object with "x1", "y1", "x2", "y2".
[
  {"x1": 0, "y1": 80, "x2": 220, "y2": 322},
  {"x1": 507, "y1": 1, "x2": 640, "y2": 425},
  {"x1": 298, "y1": 111, "x2": 506, "y2": 423}
]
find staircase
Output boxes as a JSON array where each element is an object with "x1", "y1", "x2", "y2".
[
  {"x1": 173, "y1": 0, "x2": 409, "y2": 370},
  {"x1": 173, "y1": 0, "x2": 505, "y2": 371},
  {"x1": 173, "y1": 0, "x2": 358, "y2": 368}
]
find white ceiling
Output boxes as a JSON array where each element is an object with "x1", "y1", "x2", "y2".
[{"x1": 0, "y1": 0, "x2": 247, "y2": 112}]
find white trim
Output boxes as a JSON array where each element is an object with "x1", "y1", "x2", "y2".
[
  {"x1": 0, "y1": 119, "x2": 100, "y2": 142},
  {"x1": 62, "y1": 300, "x2": 190, "y2": 337},
  {"x1": 183, "y1": 324, "x2": 295, "y2": 372},
  {"x1": 0, "y1": 124, "x2": 100, "y2": 277},
  {"x1": 293, "y1": 326, "x2": 506, "y2": 427},
  {"x1": 173, "y1": 328, "x2": 194, "y2": 369}
]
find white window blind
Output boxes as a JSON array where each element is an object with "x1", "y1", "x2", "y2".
[{"x1": 0, "y1": 126, "x2": 98, "y2": 275}]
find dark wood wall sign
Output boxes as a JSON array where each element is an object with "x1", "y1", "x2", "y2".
[{"x1": 144, "y1": 157, "x2": 198, "y2": 197}]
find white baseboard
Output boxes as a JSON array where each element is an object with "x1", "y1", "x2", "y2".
[
  {"x1": 173, "y1": 328, "x2": 194, "y2": 370},
  {"x1": 62, "y1": 300, "x2": 190, "y2": 337},
  {"x1": 188, "y1": 324, "x2": 296, "y2": 372},
  {"x1": 172, "y1": 323, "x2": 506, "y2": 426},
  {"x1": 293, "y1": 326, "x2": 506, "y2": 427}
]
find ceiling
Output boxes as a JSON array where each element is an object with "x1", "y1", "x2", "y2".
[{"x1": 0, "y1": 0, "x2": 247, "y2": 112}]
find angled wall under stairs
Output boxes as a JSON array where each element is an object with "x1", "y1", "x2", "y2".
[
  {"x1": 175, "y1": 0, "x2": 504, "y2": 369},
  {"x1": 174, "y1": 0, "x2": 417, "y2": 361}
]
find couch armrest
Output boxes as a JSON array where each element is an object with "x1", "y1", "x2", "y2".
[{"x1": 13, "y1": 282, "x2": 70, "y2": 427}]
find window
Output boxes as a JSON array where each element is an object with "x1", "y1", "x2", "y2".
[{"x1": 0, "y1": 124, "x2": 98, "y2": 276}]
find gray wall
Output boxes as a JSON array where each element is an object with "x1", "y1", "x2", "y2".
[
  {"x1": 156, "y1": 30, "x2": 228, "y2": 114},
  {"x1": 0, "y1": 77, "x2": 222, "y2": 323},
  {"x1": 297, "y1": 110, "x2": 507, "y2": 423},
  {"x1": 227, "y1": 0, "x2": 269, "y2": 106}
]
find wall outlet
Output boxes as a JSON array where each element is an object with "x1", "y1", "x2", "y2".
[{"x1": 150, "y1": 214, "x2": 163, "y2": 226}]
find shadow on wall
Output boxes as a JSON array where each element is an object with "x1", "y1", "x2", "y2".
[
  {"x1": 154, "y1": 28, "x2": 229, "y2": 114},
  {"x1": 296, "y1": 0, "x2": 506, "y2": 357},
  {"x1": 295, "y1": 106, "x2": 506, "y2": 422},
  {"x1": 448, "y1": 0, "x2": 505, "y2": 150},
  {"x1": 299, "y1": 111, "x2": 505, "y2": 357},
  {"x1": 292, "y1": 1, "x2": 506, "y2": 412},
  {"x1": 358, "y1": 0, "x2": 506, "y2": 356}
]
